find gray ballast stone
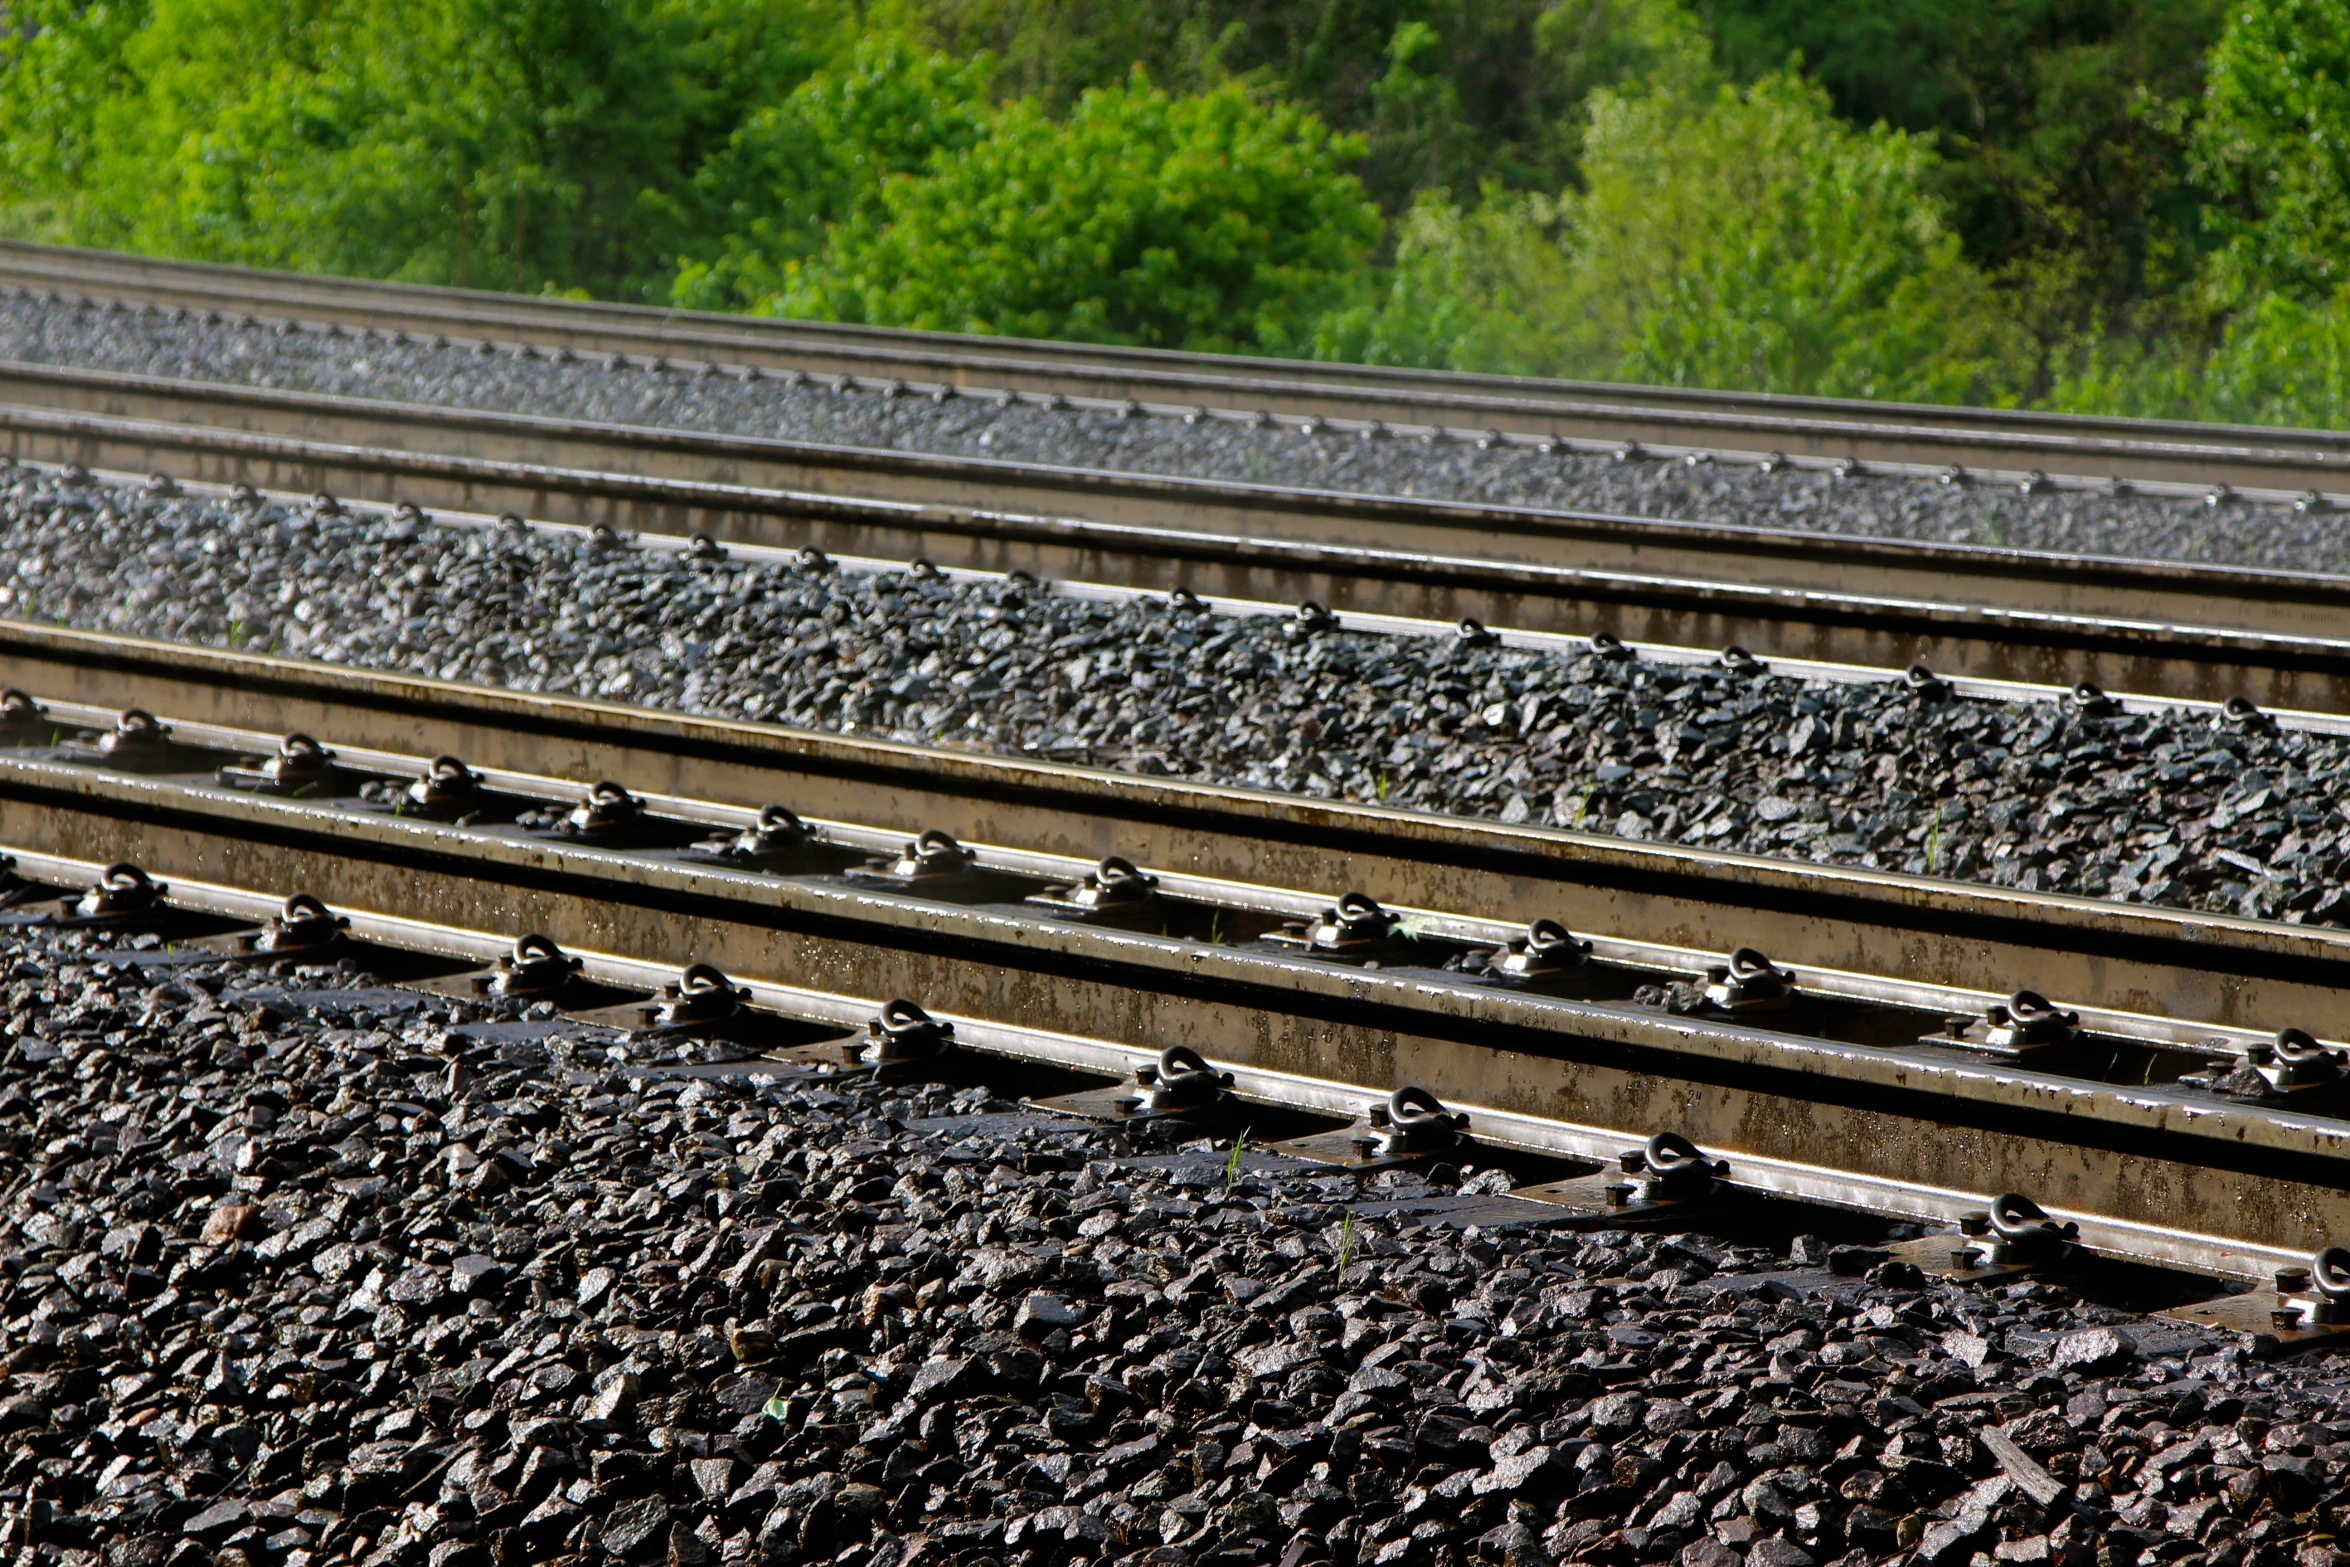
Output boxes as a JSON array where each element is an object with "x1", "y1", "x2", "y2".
[
  {"x1": 7, "y1": 917, "x2": 2350, "y2": 1567},
  {"x1": 0, "y1": 290, "x2": 2344, "y2": 576},
  {"x1": 2, "y1": 464, "x2": 2345, "y2": 929}
]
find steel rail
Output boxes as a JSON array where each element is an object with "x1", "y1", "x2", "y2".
[
  {"x1": 0, "y1": 716, "x2": 2341, "y2": 1278},
  {"x1": 0, "y1": 687, "x2": 2293, "y2": 1059},
  {"x1": 11, "y1": 365, "x2": 2350, "y2": 707},
  {"x1": 59, "y1": 446, "x2": 2350, "y2": 728},
  {"x1": 2, "y1": 618, "x2": 2348, "y2": 1048},
  {"x1": 27, "y1": 422, "x2": 2350, "y2": 723},
  {"x1": 1, "y1": 841, "x2": 2310, "y2": 1290},
  {"x1": 6, "y1": 237, "x2": 2350, "y2": 496}
]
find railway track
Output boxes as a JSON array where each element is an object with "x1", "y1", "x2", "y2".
[
  {"x1": 11, "y1": 375, "x2": 2350, "y2": 717},
  {"x1": 5, "y1": 237, "x2": 2349, "y2": 499},
  {"x1": 0, "y1": 622, "x2": 2347, "y2": 1292},
  {"x1": 11, "y1": 247, "x2": 2350, "y2": 1567},
  {"x1": 14, "y1": 859, "x2": 2329, "y2": 1567}
]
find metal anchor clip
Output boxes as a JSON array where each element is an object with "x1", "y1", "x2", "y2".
[
  {"x1": 1954, "y1": 1193, "x2": 2079, "y2": 1269},
  {"x1": 1455, "y1": 617, "x2": 1501, "y2": 649},
  {"x1": 652, "y1": 963, "x2": 751, "y2": 1029},
  {"x1": 98, "y1": 707, "x2": 171, "y2": 757},
  {"x1": 493, "y1": 933, "x2": 585, "y2": 999},
  {"x1": 2246, "y1": 1028, "x2": 2347, "y2": 1092},
  {"x1": 546, "y1": 780, "x2": 645, "y2": 838},
  {"x1": 2069, "y1": 682, "x2": 2122, "y2": 718},
  {"x1": 413, "y1": 755, "x2": 482, "y2": 809},
  {"x1": 1701, "y1": 947, "x2": 1795, "y2": 1014},
  {"x1": 1586, "y1": 633, "x2": 1636, "y2": 663},
  {"x1": 2271, "y1": 1247, "x2": 2350, "y2": 1329},
  {"x1": 698, "y1": 805, "x2": 815, "y2": 863},
  {"x1": 1717, "y1": 646, "x2": 1768, "y2": 676},
  {"x1": 1132, "y1": 1045, "x2": 1234, "y2": 1115},
  {"x1": 2209, "y1": 1024, "x2": 2340, "y2": 1099},
  {"x1": 1294, "y1": 891, "x2": 1407, "y2": 956},
  {"x1": 1617, "y1": 1132, "x2": 1729, "y2": 1204},
  {"x1": 70, "y1": 862, "x2": 166, "y2": 921},
  {"x1": 0, "y1": 689, "x2": 43, "y2": 733},
  {"x1": 1289, "y1": 599, "x2": 1339, "y2": 636},
  {"x1": 255, "y1": 892, "x2": 351, "y2": 954},
  {"x1": 879, "y1": 829, "x2": 977, "y2": 881},
  {"x1": 1489, "y1": 918, "x2": 1591, "y2": 978},
  {"x1": 221, "y1": 732, "x2": 338, "y2": 792},
  {"x1": 1934, "y1": 989, "x2": 2079, "y2": 1055},
  {"x1": 1044, "y1": 855, "x2": 1161, "y2": 913},
  {"x1": 2222, "y1": 696, "x2": 2277, "y2": 734},
  {"x1": 1904, "y1": 664, "x2": 1953, "y2": 702},
  {"x1": 373, "y1": 754, "x2": 485, "y2": 816},
  {"x1": 1360, "y1": 1086, "x2": 1470, "y2": 1160},
  {"x1": 863, "y1": 998, "x2": 956, "y2": 1064}
]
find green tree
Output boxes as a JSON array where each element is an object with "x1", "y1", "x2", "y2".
[
  {"x1": 670, "y1": 35, "x2": 995, "y2": 312},
  {"x1": 1697, "y1": 0, "x2": 2224, "y2": 393},
  {"x1": 1584, "y1": 75, "x2": 2013, "y2": 400},
  {"x1": 1310, "y1": 188, "x2": 1577, "y2": 373},
  {"x1": 898, "y1": 0, "x2": 1714, "y2": 211},
  {"x1": 767, "y1": 72, "x2": 1381, "y2": 352},
  {"x1": 2045, "y1": 288, "x2": 2350, "y2": 427},
  {"x1": 0, "y1": 0, "x2": 148, "y2": 241},
  {"x1": 1322, "y1": 72, "x2": 2013, "y2": 400},
  {"x1": 0, "y1": 0, "x2": 849, "y2": 298},
  {"x1": 2194, "y1": 0, "x2": 2350, "y2": 303}
]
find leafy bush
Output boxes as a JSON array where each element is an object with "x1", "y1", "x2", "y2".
[
  {"x1": 765, "y1": 73, "x2": 1381, "y2": 353},
  {"x1": 2195, "y1": 0, "x2": 2350, "y2": 303},
  {"x1": 1321, "y1": 72, "x2": 2015, "y2": 402},
  {"x1": 669, "y1": 35, "x2": 995, "y2": 313},
  {"x1": 0, "y1": 0, "x2": 846, "y2": 298},
  {"x1": 1587, "y1": 74, "x2": 2014, "y2": 401}
]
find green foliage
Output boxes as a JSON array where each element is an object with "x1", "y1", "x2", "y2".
[
  {"x1": 1697, "y1": 0, "x2": 2224, "y2": 389},
  {"x1": 768, "y1": 72, "x2": 1381, "y2": 353},
  {"x1": 0, "y1": 0, "x2": 146, "y2": 234},
  {"x1": 2045, "y1": 288, "x2": 2350, "y2": 427},
  {"x1": 1585, "y1": 75, "x2": 2013, "y2": 401},
  {"x1": 2194, "y1": 0, "x2": 2350, "y2": 303},
  {"x1": 1323, "y1": 73, "x2": 2013, "y2": 402},
  {"x1": 1312, "y1": 188, "x2": 1575, "y2": 373},
  {"x1": 900, "y1": 0, "x2": 1713, "y2": 210},
  {"x1": 22, "y1": 0, "x2": 2350, "y2": 430},
  {"x1": 671, "y1": 35, "x2": 994, "y2": 312},
  {"x1": 0, "y1": 0, "x2": 852, "y2": 298}
]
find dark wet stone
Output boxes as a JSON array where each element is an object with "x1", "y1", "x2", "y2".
[
  {"x1": 598, "y1": 1496, "x2": 669, "y2": 1560},
  {"x1": 0, "y1": 916, "x2": 2335, "y2": 1567}
]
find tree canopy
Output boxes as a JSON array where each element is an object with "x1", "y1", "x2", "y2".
[{"x1": 13, "y1": 0, "x2": 2350, "y2": 427}]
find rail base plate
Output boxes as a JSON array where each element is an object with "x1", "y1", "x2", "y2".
[
  {"x1": 1511, "y1": 1171, "x2": 1706, "y2": 1225},
  {"x1": 1269, "y1": 1125, "x2": 1450, "y2": 1170},
  {"x1": 1883, "y1": 1233, "x2": 2035, "y2": 1285},
  {"x1": 2156, "y1": 1290, "x2": 2350, "y2": 1353},
  {"x1": 1024, "y1": 1085, "x2": 1213, "y2": 1125}
]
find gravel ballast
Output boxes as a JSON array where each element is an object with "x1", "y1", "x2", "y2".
[
  {"x1": 0, "y1": 464, "x2": 2339, "y2": 931},
  {"x1": 11, "y1": 918, "x2": 2350, "y2": 1567},
  {"x1": 0, "y1": 292, "x2": 2343, "y2": 576}
]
